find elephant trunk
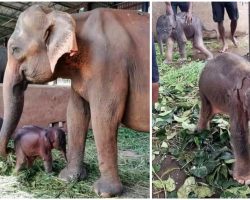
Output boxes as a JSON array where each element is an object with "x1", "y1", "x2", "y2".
[{"x1": 0, "y1": 60, "x2": 27, "y2": 157}]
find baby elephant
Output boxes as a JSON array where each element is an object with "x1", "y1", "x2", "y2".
[
  {"x1": 197, "y1": 53, "x2": 250, "y2": 185},
  {"x1": 156, "y1": 12, "x2": 215, "y2": 62},
  {"x1": 14, "y1": 125, "x2": 67, "y2": 173}
]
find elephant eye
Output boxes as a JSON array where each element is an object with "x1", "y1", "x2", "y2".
[{"x1": 12, "y1": 46, "x2": 20, "y2": 55}]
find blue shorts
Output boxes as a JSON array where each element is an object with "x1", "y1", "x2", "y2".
[
  {"x1": 171, "y1": 2, "x2": 189, "y2": 15},
  {"x1": 212, "y1": 2, "x2": 239, "y2": 22}
]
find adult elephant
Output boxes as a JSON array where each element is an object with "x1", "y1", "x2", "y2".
[
  {"x1": 0, "y1": 5, "x2": 149, "y2": 197},
  {"x1": 0, "y1": 46, "x2": 7, "y2": 83}
]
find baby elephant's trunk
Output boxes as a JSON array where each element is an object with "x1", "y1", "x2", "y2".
[{"x1": 62, "y1": 147, "x2": 67, "y2": 162}]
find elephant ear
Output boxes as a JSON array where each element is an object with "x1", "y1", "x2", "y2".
[
  {"x1": 46, "y1": 11, "x2": 78, "y2": 73},
  {"x1": 44, "y1": 131, "x2": 54, "y2": 150},
  {"x1": 166, "y1": 14, "x2": 177, "y2": 29}
]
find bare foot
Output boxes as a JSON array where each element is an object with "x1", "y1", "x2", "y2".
[
  {"x1": 231, "y1": 36, "x2": 238, "y2": 47},
  {"x1": 219, "y1": 44, "x2": 228, "y2": 53}
]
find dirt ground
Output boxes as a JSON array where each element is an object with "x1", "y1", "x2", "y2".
[{"x1": 153, "y1": 155, "x2": 187, "y2": 198}]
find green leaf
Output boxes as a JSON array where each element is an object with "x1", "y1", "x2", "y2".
[
  {"x1": 225, "y1": 186, "x2": 250, "y2": 198},
  {"x1": 158, "y1": 110, "x2": 173, "y2": 117},
  {"x1": 175, "y1": 84, "x2": 183, "y2": 92},
  {"x1": 177, "y1": 177, "x2": 213, "y2": 198},
  {"x1": 224, "y1": 159, "x2": 235, "y2": 164},
  {"x1": 155, "y1": 118, "x2": 165, "y2": 123},
  {"x1": 182, "y1": 122, "x2": 196, "y2": 132},
  {"x1": 190, "y1": 166, "x2": 208, "y2": 178},
  {"x1": 152, "y1": 177, "x2": 176, "y2": 192},
  {"x1": 219, "y1": 152, "x2": 233, "y2": 161},
  {"x1": 194, "y1": 137, "x2": 201, "y2": 149},
  {"x1": 165, "y1": 177, "x2": 176, "y2": 192},
  {"x1": 153, "y1": 164, "x2": 160, "y2": 173},
  {"x1": 153, "y1": 180, "x2": 164, "y2": 189},
  {"x1": 177, "y1": 177, "x2": 196, "y2": 198},
  {"x1": 194, "y1": 185, "x2": 214, "y2": 198},
  {"x1": 173, "y1": 115, "x2": 188, "y2": 123},
  {"x1": 161, "y1": 141, "x2": 168, "y2": 148},
  {"x1": 166, "y1": 131, "x2": 178, "y2": 140},
  {"x1": 220, "y1": 164, "x2": 228, "y2": 179}
]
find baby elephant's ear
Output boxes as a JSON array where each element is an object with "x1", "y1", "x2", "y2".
[
  {"x1": 46, "y1": 10, "x2": 78, "y2": 73},
  {"x1": 44, "y1": 131, "x2": 54, "y2": 149}
]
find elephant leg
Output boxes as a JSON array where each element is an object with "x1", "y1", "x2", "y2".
[
  {"x1": 166, "y1": 37, "x2": 174, "y2": 63},
  {"x1": 59, "y1": 89, "x2": 90, "y2": 181},
  {"x1": 43, "y1": 155, "x2": 52, "y2": 173},
  {"x1": 193, "y1": 36, "x2": 213, "y2": 60},
  {"x1": 14, "y1": 150, "x2": 26, "y2": 173},
  {"x1": 196, "y1": 93, "x2": 214, "y2": 132},
  {"x1": 27, "y1": 157, "x2": 35, "y2": 168},
  {"x1": 90, "y1": 92, "x2": 126, "y2": 197}
]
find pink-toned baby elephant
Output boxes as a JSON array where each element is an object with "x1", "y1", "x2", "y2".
[{"x1": 14, "y1": 125, "x2": 67, "y2": 173}]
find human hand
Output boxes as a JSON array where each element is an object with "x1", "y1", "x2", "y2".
[{"x1": 185, "y1": 12, "x2": 192, "y2": 25}]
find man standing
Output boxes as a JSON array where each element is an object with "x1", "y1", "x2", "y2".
[{"x1": 211, "y1": 2, "x2": 239, "y2": 52}]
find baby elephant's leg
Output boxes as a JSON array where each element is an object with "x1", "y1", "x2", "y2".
[
  {"x1": 15, "y1": 149, "x2": 27, "y2": 172},
  {"x1": 42, "y1": 152, "x2": 53, "y2": 173},
  {"x1": 196, "y1": 93, "x2": 214, "y2": 132},
  {"x1": 27, "y1": 157, "x2": 35, "y2": 168},
  {"x1": 193, "y1": 36, "x2": 213, "y2": 60}
]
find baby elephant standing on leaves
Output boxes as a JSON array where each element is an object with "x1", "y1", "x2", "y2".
[
  {"x1": 14, "y1": 126, "x2": 67, "y2": 173},
  {"x1": 197, "y1": 53, "x2": 250, "y2": 184}
]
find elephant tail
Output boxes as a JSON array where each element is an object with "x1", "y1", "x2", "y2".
[{"x1": 202, "y1": 24, "x2": 218, "y2": 40}]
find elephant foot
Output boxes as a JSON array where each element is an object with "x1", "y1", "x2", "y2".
[
  {"x1": 233, "y1": 162, "x2": 250, "y2": 184},
  {"x1": 94, "y1": 177, "x2": 123, "y2": 197},
  {"x1": 163, "y1": 59, "x2": 169, "y2": 64},
  {"x1": 206, "y1": 55, "x2": 213, "y2": 61},
  {"x1": 163, "y1": 59, "x2": 173, "y2": 64},
  {"x1": 233, "y1": 172, "x2": 250, "y2": 185},
  {"x1": 59, "y1": 165, "x2": 87, "y2": 181},
  {"x1": 195, "y1": 125, "x2": 206, "y2": 133},
  {"x1": 0, "y1": 148, "x2": 7, "y2": 158}
]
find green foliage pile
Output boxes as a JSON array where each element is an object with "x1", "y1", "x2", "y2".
[
  {"x1": 152, "y1": 43, "x2": 250, "y2": 198},
  {"x1": 0, "y1": 128, "x2": 149, "y2": 198}
]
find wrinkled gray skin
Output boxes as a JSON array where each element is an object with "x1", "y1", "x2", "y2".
[
  {"x1": 0, "y1": 5, "x2": 149, "y2": 197},
  {"x1": 197, "y1": 53, "x2": 250, "y2": 185},
  {"x1": 156, "y1": 12, "x2": 215, "y2": 62},
  {"x1": 14, "y1": 126, "x2": 67, "y2": 172}
]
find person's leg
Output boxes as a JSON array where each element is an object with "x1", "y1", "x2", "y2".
[
  {"x1": 178, "y1": 2, "x2": 189, "y2": 12},
  {"x1": 152, "y1": 38, "x2": 159, "y2": 104},
  {"x1": 218, "y1": 21, "x2": 228, "y2": 52},
  {"x1": 170, "y1": 2, "x2": 178, "y2": 15},
  {"x1": 230, "y1": 20, "x2": 238, "y2": 46},
  {"x1": 225, "y1": 2, "x2": 239, "y2": 47},
  {"x1": 211, "y1": 2, "x2": 228, "y2": 52}
]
